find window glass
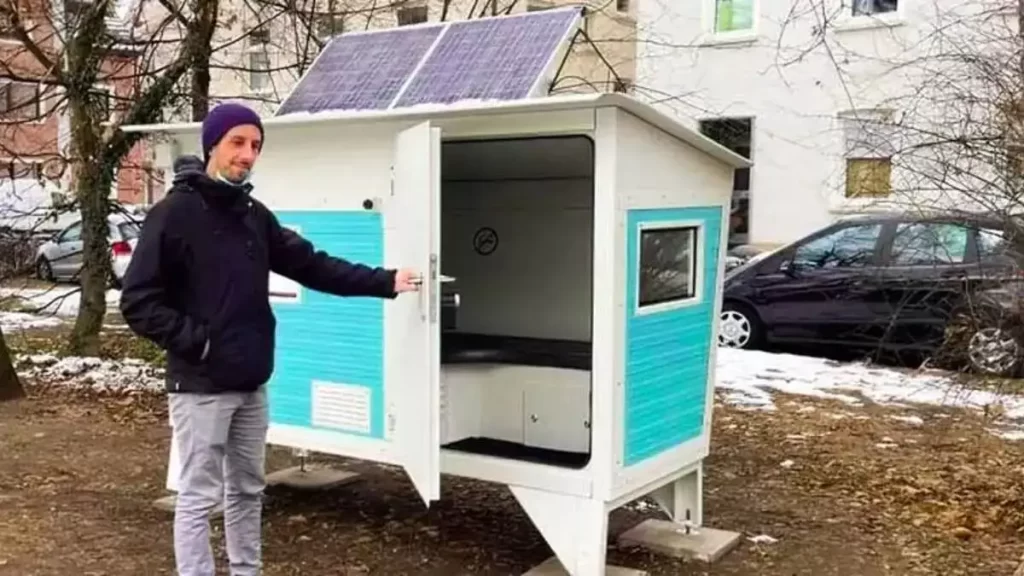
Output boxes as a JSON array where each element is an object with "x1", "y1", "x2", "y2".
[
  {"x1": 852, "y1": 0, "x2": 897, "y2": 16},
  {"x1": 792, "y1": 223, "x2": 881, "y2": 270},
  {"x1": 638, "y1": 225, "x2": 698, "y2": 307},
  {"x1": 714, "y1": 0, "x2": 753, "y2": 32},
  {"x1": 61, "y1": 222, "x2": 82, "y2": 243},
  {"x1": 976, "y1": 227, "x2": 1024, "y2": 260},
  {"x1": 889, "y1": 222, "x2": 968, "y2": 266},
  {"x1": 118, "y1": 222, "x2": 140, "y2": 240}
]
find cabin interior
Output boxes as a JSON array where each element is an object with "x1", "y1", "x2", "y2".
[{"x1": 437, "y1": 134, "x2": 595, "y2": 469}]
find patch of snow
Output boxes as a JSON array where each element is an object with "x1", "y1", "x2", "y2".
[
  {"x1": 0, "y1": 311, "x2": 63, "y2": 331},
  {"x1": 0, "y1": 286, "x2": 120, "y2": 318},
  {"x1": 779, "y1": 459, "x2": 795, "y2": 468},
  {"x1": 748, "y1": 534, "x2": 778, "y2": 544},
  {"x1": 993, "y1": 429, "x2": 1024, "y2": 441},
  {"x1": 715, "y1": 348, "x2": 1024, "y2": 439},
  {"x1": 15, "y1": 353, "x2": 163, "y2": 393},
  {"x1": 889, "y1": 415, "x2": 925, "y2": 426},
  {"x1": 626, "y1": 500, "x2": 658, "y2": 513}
]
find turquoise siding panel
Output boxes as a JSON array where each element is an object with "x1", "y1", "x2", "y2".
[
  {"x1": 623, "y1": 206, "x2": 723, "y2": 467},
  {"x1": 267, "y1": 210, "x2": 386, "y2": 439}
]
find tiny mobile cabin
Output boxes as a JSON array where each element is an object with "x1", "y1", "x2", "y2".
[{"x1": 129, "y1": 9, "x2": 749, "y2": 576}]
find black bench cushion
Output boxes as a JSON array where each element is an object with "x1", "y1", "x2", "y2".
[{"x1": 441, "y1": 333, "x2": 592, "y2": 371}]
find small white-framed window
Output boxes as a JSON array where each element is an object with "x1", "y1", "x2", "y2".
[{"x1": 635, "y1": 221, "x2": 703, "y2": 314}]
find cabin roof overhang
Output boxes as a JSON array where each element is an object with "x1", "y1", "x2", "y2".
[{"x1": 123, "y1": 93, "x2": 751, "y2": 169}]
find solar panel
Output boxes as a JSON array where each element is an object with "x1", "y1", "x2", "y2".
[
  {"x1": 275, "y1": 7, "x2": 582, "y2": 116},
  {"x1": 276, "y1": 25, "x2": 445, "y2": 115},
  {"x1": 393, "y1": 8, "x2": 581, "y2": 108}
]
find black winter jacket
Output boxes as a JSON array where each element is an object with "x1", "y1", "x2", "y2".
[{"x1": 119, "y1": 155, "x2": 397, "y2": 394}]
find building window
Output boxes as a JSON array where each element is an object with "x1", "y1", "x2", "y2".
[
  {"x1": 714, "y1": 0, "x2": 754, "y2": 33},
  {"x1": 637, "y1": 224, "x2": 699, "y2": 309},
  {"x1": 852, "y1": 0, "x2": 897, "y2": 16},
  {"x1": 397, "y1": 5, "x2": 428, "y2": 25},
  {"x1": 699, "y1": 117, "x2": 752, "y2": 247},
  {"x1": 246, "y1": 29, "x2": 271, "y2": 93},
  {"x1": 0, "y1": 81, "x2": 41, "y2": 121},
  {"x1": 845, "y1": 158, "x2": 891, "y2": 198},
  {"x1": 1, "y1": 159, "x2": 43, "y2": 180},
  {"x1": 0, "y1": 13, "x2": 20, "y2": 42},
  {"x1": 841, "y1": 109, "x2": 895, "y2": 198},
  {"x1": 314, "y1": 12, "x2": 345, "y2": 39}
]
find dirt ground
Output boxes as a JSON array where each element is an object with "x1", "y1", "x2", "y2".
[{"x1": 1, "y1": 380, "x2": 1022, "y2": 576}]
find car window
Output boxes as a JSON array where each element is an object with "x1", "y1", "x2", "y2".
[
  {"x1": 791, "y1": 224, "x2": 882, "y2": 270},
  {"x1": 60, "y1": 223, "x2": 82, "y2": 243},
  {"x1": 118, "y1": 222, "x2": 140, "y2": 240},
  {"x1": 889, "y1": 222, "x2": 968, "y2": 266}
]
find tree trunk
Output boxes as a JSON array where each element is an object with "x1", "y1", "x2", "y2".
[
  {"x1": 190, "y1": 0, "x2": 219, "y2": 121},
  {"x1": 191, "y1": 63, "x2": 211, "y2": 121},
  {"x1": 65, "y1": 98, "x2": 113, "y2": 357},
  {"x1": 0, "y1": 326, "x2": 24, "y2": 402}
]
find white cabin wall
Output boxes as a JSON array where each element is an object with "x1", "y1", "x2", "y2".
[
  {"x1": 608, "y1": 107, "x2": 734, "y2": 500},
  {"x1": 248, "y1": 122, "x2": 400, "y2": 212},
  {"x1": 614, "y1": 109, "x2": 735, "y2": 209},
  {"x1": 442, "y1": 177, "x2": 594, "y2": 342}
]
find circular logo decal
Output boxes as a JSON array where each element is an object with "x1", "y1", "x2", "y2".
[{"x1": 473, "y1": 227, "x2": 499, "y2": 256}]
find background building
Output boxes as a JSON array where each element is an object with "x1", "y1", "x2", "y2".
[{"x1": 635, "y1": 0, "x2": 1016, "y2": 248}]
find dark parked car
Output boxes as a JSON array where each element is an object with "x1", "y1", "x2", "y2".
[{"x1": 720, "y1": 212, "x2": 1024, "y2": 376}]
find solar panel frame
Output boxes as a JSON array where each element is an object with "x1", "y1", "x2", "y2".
[
  {"x1": 274, "y1": 7, "x2": 582, "y2": 116},
  {"x1": 392, "y1": 8, "x2": 582, "y2": 109},
  {"x1": 276, "y1": 23, "x2": 446, "y2": 116}
]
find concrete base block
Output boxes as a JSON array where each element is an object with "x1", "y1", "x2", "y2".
[
  {"x1": 265, "y1": 466, "x2": 360, "y2": 491},
  {"x1": 617, "y1": 519, "x2": 741, "y2": 563},
  {"x1": 153, "y1": 494, "x2": 224, "y2": 519},
  {"x1": 522, "y1": 557, "x2": 648, "y2": 576}
]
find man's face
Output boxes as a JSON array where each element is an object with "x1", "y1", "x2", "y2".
[{"x1": 208, "y1": 124, "x2": 262, "y2": 183}]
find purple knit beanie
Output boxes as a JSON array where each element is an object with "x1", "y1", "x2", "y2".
[{"x1": 201, "y1": 103, "x2": 265, "y2": 163}]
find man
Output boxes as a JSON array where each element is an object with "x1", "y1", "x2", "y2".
[{"x1": 119, "y1": 103, "x2": 418, "y2": 576}]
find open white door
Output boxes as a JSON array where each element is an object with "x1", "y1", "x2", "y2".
[{"x1": 388, "y1": 121, "x2": 442, "y2": 506}]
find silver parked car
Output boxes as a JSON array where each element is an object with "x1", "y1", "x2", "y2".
[{"x1": 34, "y1": 213, "x2": 142, "y2": 287}]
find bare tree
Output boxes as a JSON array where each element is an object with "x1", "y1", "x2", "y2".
[{"x1": 0, "y1": 0, "x2": 227, "y2": 355}]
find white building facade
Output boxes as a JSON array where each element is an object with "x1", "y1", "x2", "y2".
[{"x1": 635, "y1": 0, "x2": 1017, "y2": 248}]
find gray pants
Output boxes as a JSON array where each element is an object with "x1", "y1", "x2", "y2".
[{"x1": 169, "y1": 386, "x2": 268, "y2": 576}]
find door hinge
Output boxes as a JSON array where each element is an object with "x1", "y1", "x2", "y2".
[
  {"x1": 387, "y1": 412, "x2": 396, "y2": 434},
  {"x1": 428, "y1": 253, "x2": 438, "y2": 324},
  {"x1": 389, "y1": 166, "x2": 395, "y2": 196}
]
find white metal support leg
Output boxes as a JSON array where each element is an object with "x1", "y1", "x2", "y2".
[
  {"x1": 650, "y1": 463, "x2": 702, "y2": 528},
  {"x1": 617, "y1": 462, "x2": 740, "y2": 563},
  {"x1": 512, "y1": 486, "x2": 626, "y2": 576}
]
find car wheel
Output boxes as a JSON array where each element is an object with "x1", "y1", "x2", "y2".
[
  {"x1": 940, "y1": 308, "x2": 1023, "y2": 377},
  {"x1": 35, "y1": 257, "x2": 53, "y2": 282},
  {"x1": 966, "y1": 325, "x2": 1022, "y2": 377},
  {"x1": 719, "y1": 302, "x2": 763, "y2": 349}
]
